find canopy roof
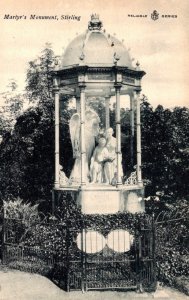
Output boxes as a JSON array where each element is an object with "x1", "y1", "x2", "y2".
[{"x1": 61, "y1": 14, "x2": 133, "y2": 69}]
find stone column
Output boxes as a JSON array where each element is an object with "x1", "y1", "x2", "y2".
[
  {"x1": 136, "y1": 91, "x2": 142, "y2": 186},
  {"x1": 76, "y1": 96, "x2": 80, "y2": 113},
  {"x1": 79, "y1": 85, "x2": 86, "y2": 186},
  {"x1": 115, "y1": 84, "x2": 122, "y2": 185},
  {"x1": 105, "y1": 96, "x2": 110, "y2": 130},
  {"x1": 54, "y1": 78, "x2": 60, "y2": 189},
  {"x1": 130, "y1": 93, "x2": 135, "y2": 167}
]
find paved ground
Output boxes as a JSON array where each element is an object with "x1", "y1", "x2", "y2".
[{"x1": 0, "y1": 270, "x2": 188, "y2": 300}]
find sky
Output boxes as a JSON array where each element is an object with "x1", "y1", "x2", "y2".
[{"x1": 0, "y1": 0, "x2": 189, "y2": 109}]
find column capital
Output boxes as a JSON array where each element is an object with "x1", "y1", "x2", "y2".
[
  {"x1": 53, "y1": 76, "x2": 59, "y2": 88},
  {"x1": 114, "y1": 83, "x2": 122, "y2": 90},
  {"x1": 78, "y1": 83, "x2": 86, "y2": 91},
  {"x1": 53, "y1": 86, "x2": 59, "y2": 93},
  {"x1": 134, "y1": 89, "x2": 141, "y2": 95}
]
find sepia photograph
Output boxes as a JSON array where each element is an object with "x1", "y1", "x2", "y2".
[{"x1": 0, "y1": 0, "x2": 188, "y2": 299}]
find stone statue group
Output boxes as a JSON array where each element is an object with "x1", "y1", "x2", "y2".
[{"x1": 62, "y1": 108, "x2": 122, "y2": 185}]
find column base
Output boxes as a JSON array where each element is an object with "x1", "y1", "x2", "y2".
[
  {"x1": 54, "y1": 182, "x2": 60, "y2": 189},
  {"x1": 138, "y1": 181, "x2": 143, "y2": 188}
]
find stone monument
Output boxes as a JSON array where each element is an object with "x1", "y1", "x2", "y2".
[{"x1": 52, "y1": 14, "x2": 146, "y2": 215}]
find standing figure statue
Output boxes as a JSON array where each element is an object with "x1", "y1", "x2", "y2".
[
  {"x1": 104, "y1": 128, "x2": 123, "y2": 184},
  {"x1": 69, "y1": 109, "x2": 100, "y2": 184},
  {"x1": 103, "y1": 128, "x2": 117, "y2": 184}
]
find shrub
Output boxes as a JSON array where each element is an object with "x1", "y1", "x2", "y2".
[
  {"x1": 7, "y1": 259, "x2": 53, "y2": 276},
  {"x1": 3, "y1": 197, "x2": 39, "y2": 223}
]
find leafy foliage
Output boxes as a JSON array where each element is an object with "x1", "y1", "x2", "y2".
[
  {"x1": 7, "y1": 259, "x2": 53, "y2": 276},
  {"x1": 0, "y1": 80, "x2": 26, "y2": 136},
  {"x1": 156, "y1": 219, "x2": 189, "y2": 286},
  {"x1": 26, "y1": 43, "x2": 58, "y2": 105},
  {"x1": 141, "y1": 96, "x2": 189, "y2": 201},
  {"x1": 0, "y1": 45, "x2": 71, "y2": 208},
  {"x1": 3, "y1": 197, "x2": 39, "y2": 222}
]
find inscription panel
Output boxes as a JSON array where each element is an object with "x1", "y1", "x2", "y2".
[
  {"x1": 80, "y1": 190, "x2": 120, "y2": 214},
  {"x1": 87, "y1": 73, "x2": 113, "y2": 81},
  {"x1": 60, "y1": 78, "x2": 78, "y2": 86},
  {"x1": 122, "y1": 75, "x2": 135, "y2": 84}
]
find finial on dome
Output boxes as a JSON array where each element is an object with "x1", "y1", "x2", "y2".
[
  {"x1": 88, "y1": 14, "x2": 103, "y2": 31},
  {"x1": 136, "y1": 61, "x2": 140, "y2": 70},
  {"x1": 79, "y1": 52, "x2": 85, "y2": 61},
  {"x1": 54, "y1": 58, "x2": 60, "y2": 71},
  {"x1": 113, "y1": 52, "x2": 120, "y2": 65}
]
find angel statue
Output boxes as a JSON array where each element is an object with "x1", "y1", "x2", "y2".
[{"x1": 69, "y1": 109, "x2": 100, "y2": 184}]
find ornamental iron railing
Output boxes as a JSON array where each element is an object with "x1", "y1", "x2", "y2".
[{"x1": 2, "y1": 211, "x2": 157, "y2": 292}]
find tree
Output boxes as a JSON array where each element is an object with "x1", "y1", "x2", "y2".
[
  {"x1": 26, "y1": 43, "x2": 58, "y2": 105},
  {"x1": 0, "y1": 80, "x2": 26, "y2": 136},
  {"x1": 0, "y1": 45, "x2": 71, "y2": 211},
  {"x1": 25, "y1": 43, "x2": 72, "y2": 178},
  {"x1": 140, "y1": 97, "x2": 189, "y2": 203}
]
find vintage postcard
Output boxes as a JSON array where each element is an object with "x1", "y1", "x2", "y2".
[{"x1": 0, "y1": 0, "x2": 188, "y2": 299}]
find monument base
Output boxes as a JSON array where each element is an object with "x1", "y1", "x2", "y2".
[{"x1": 55, "y1": 184, "x2": 145, "y2": 215}]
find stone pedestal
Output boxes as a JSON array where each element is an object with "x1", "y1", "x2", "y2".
[
  {"x1": 78, "y1": 186, "x2": 120, "y2": 214},
  {"x1": 56, "y1": 184, "x2": 145, "y2": 215}
]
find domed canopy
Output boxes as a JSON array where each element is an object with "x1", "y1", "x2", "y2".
[{"x1": 61, "y1": 14, "x2": 133, "y2": 68}]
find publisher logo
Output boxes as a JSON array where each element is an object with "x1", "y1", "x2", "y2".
[
  {"x1": 128, "y1": 11, "x2": 177, "y2": 20},
  {"x1": 151, "y1": 10, "x2": 159, "y2": 21}
]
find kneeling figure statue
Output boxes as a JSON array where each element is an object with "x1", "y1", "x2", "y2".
[{"x1": 90, "y1": 136, "x2": 115, "y2": 183}]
